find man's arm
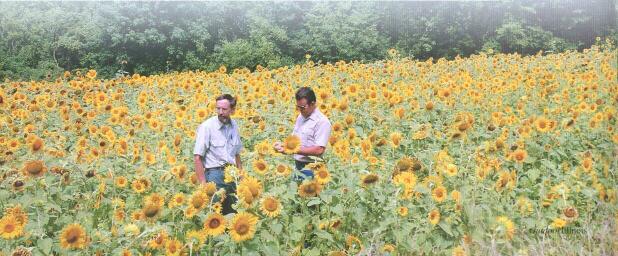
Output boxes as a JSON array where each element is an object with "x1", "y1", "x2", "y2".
[
  {"x1": 235, "y1": 154, "x2": 242, "y2": 169},
  {"x1": 193, "y1": 123, "x2": 210, "y2": 184},
  {"x1": 194, "y1": 154, "x2": 206, "y2": 183},
  {"x1": 298, "y1": 146, "x2": 325, "y2": 156}
]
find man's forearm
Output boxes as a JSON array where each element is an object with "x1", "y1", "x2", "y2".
[
  {"x1": 298, "y1": 146, "x2": 325, "y2": 157},
  {"x1": 235, "y1": 154, "x2": 242, "y2": 169},
  {"x1": 194, "y1": 155, "x2": 206, "y2": 183}
]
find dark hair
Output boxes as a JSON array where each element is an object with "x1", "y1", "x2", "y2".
[
  {"x1": 216, "y1": 94, "x2": 237, "y2": 108},
  {"x1": 295, "y1": 87, "x2": 316, "y2": 104}
]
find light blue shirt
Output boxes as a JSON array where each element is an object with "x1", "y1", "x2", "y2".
[{"x1": 193, "y1": 116, "x2": 243, "y2": 168}]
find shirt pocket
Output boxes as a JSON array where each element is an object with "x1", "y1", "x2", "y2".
[{"x1": 211, "y1": 138, "x2": 226, "y2": 148}]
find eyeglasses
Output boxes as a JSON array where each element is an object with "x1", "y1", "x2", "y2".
[{"x1": 296, "y1": 104, "x2": 309, "y2": 110}]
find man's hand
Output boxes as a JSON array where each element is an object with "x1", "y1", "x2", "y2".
[{"x1": 273, "y1": 141, "x2": 285, "y2": 154}]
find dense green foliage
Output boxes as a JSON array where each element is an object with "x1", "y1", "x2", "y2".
[{"x1": 0, "y1": 1, "x2": 615, "y2": 80}]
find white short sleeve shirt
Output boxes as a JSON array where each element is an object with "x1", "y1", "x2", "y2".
[
  {"x1": 193, "y1": 116, "x2": 243, "y2": 168},
  {"x1": 292, "y1": 109, "x2": 332, "y2": 162}
]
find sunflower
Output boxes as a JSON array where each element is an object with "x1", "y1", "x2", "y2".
[
  {"x1": 10, "y1": 247, "x2": 31, "y2": 256},
  {"x1": 451, "y1": 190, "x2": 461, "y2": 203},
  {"x1": 86, "y1": 69, "x2": 97, "y2": 79},
  {"x1": 229, "y1": 212, "x2": 259, "y2": 242},
  {"x1": 298, "y1": 180, "x2": 322, "y2": 198},
  {"x1": 30, "y1": 138, "x2": 44, "y2": 153},
  {"x1": 393, "y1": 172, "x2": 417, "y2": 188},
  {"x1": 432, "y1": 186, "x2": 447, "y2": 203},
  {"x1": 398, "y1": 206, "x2": 408, "y2": 217},
  {"x1": 203, "y1": 213, "x2": 226, "y2": 236},
  {"x1": 260, "y1": 196, "x2": 282, "y2": 218},
  {"x1": 314, "y1": 167, "x2": 331, "y2": 184},
  {"x1": 59, "y1": 223, "x2": 88, "y2": 249},
  {"x1": 131, "y1": 180, "x2": 146, "y2": 194},
  {"x1": 511, "y1": 149, "x2": 528, "y2": 164},
  {"x1": 445, "y1": 163, "x2": 458, "y2": 177},
  {"x1": 389, "y1": 132, "x2": 402, "y2": 147},
  {"x1": 144, "y1": 193, "x2": 165, "y2": 208},
  {"x1": 275, "y1": 164, "x2": 292, "y2": 177},
  {"x1": 168, "y1": 193, "x2": 186, "y2": 208},
  {"x1": 165, "y1": 239, "x2": 183, "y2": 255},
  {"x1": 563, "y1": 206, "x2": 579, "y2": 221},
  {"x1": 189, "y1": 190, "x2": 209, "y2": 210},
  {"x1": 581, "y1": 157, "x2": 593, "y2": 172},
  {"x1": 21, "y1": 160, "x2": 47, "y2": 178},
  {"x1": 142, "y1": 204, "x2": 161, "y2": 221},
  {"x1": 115, "y1": 176, "x2": 128, "y2": 188},
  {"x1": 252, "y1": 158, "x2": 269, "y2": 175},
  {"x1": 428, "y1": 209, "x2": 440, "y2": 225},
  {"x1": 345, "y1": 235, "x2": 363, "y2": 254},
  {"x1": 282, "y1": 135, "x2": 301, "y2": 154},
  {"x1": 495, "y1": 216, "x2": 515, "y2": 240},
  {"x1": 360, "y1": 173, "x2": 379, "y2": 187},
  {"x1": 238, "y1": 176, "x2": 262, "y2": 199},
  {"x1": 535, "y1": 116, "x2": 551, "y2": 132},
  {"x1": 452, "y1": 246, "x2": 466, "y2": 256},
  {"x1": 5, "y1": 205, "x2": 28, "y2": 226},
  {"x1": 0, "y1": 215, "x2": 23, "y2": 239}
]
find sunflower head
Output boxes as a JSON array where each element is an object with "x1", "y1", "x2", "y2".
[
  {"x1": 298, "y1": 180, "x2": 322, "y2": 198},
  {"x1": 282, "y1": 135, "x2": 301, "y2": 154},
  {"x1": 428, "y1": 209, "x2": 440, "y2": 225},
  {"x1": 229, "y1": 212, "x2": 259, "y2": 242},
  {"x1": 0, "y1": 215, "x2": 24, "y2": 240},
  {"x1": 432, "y1": 186, "x2": 447, "y2": 203},
  {"x1": 252, "y1": 158, "x2": 269, "y2": 175},
  {"x1": 60, "y1": 223, "x2": 88, "y2": 249},
  {"x1": 260, "y1": 196, "x2": 282, "y2": 218},
  {"x1": 21, "y1": 160, "x2": 47, "y2": 178},
  {"x1": 360, "y1": 173, "x2": 379, "y2": 188},
  {"x1": 203, "y1": 213, "x2": 226, "y2": 236}
]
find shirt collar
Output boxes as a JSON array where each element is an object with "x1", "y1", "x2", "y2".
[
  {"x1": 216, "y1": 118, "x2": 232, "y2": 130},
  {"x1": 302, "y1": 109, "x2": 320, "y2": 121}
]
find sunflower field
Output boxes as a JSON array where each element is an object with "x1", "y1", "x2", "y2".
[{"x1": 0, "y1": 41, "x2": 617, "y2": 256}]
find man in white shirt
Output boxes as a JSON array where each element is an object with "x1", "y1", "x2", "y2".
[
  {"x1": 274, "y1": 87, "x2": 332, "y2": 180},
  {"x1": 194, "y1": 94, "x2": 243, "y2": 214}
]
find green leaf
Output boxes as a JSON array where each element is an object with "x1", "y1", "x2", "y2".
[
  {"x1": 527, "y1": 168, "x2": 540, "y2": 182},
  {"x1": 314, "y1": 229, "x2": 334, "y2": 242},
  {"x1": 307, "y1": 198, "x2": 321, "y2": 206},
  {"x1": 270, "y1": 221, "x2": 283, "y2": 234},
  {"x1": 438, "y1": 222, "x2": 453, "y2": 236},
  {"x1": 38, "y1": 238, "x2": 53, "y2": 255}
]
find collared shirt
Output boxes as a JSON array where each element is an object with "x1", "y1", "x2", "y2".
[
  {"x1": 292, "y1": 108, "x2": 332, "y2": 162},
  {"x1": 193, "y1": 116, "x2": 243, "y2": 169}
]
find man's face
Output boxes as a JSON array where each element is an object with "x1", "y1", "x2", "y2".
[
  {"x1": 216, "y1": 99, "x2": 234, "y2": 124},
  {"x1": 296, "y1": 98, "x2": 315, "y2": 118}
]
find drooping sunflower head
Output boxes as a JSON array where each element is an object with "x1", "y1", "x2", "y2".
[
  {"x1": 21, "y1": 160, "x2": 47, "y2": 178},
  {"x1": 283, "y1": 135, "x2": 301, "y2": 154},
  {"x1": 30, "y1": 138, "x2": 44, "y2": 153},
  {"x1": 142, "y1": 204, "x2": 161, "y2": 220},
  {"x1": 229, "y1": 212, "x2": 259, "y2": 242},
  {"x1": 360, "y1": 173, "x2": 379, "y2": 188},
  {"x1": 59, "y1": 223, "x2": 88, "y2": 249},
  {"x1": 298, "y1": 180, "x2": 322, "y2": 198}
]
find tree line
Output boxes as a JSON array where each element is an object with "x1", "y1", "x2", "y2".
[{"x1": 0, "y1": 1, "x2": 615, "y2": 80}]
